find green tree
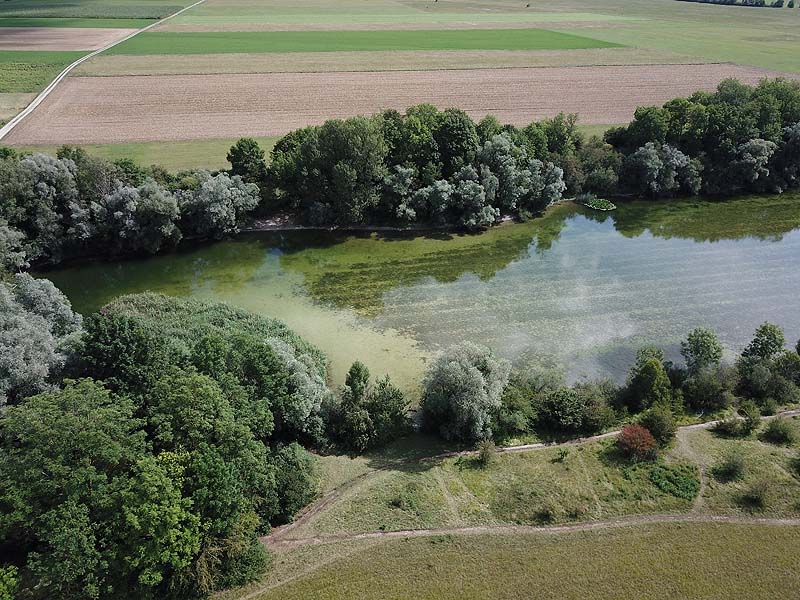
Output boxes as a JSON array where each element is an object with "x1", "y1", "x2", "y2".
[
  {"x1": 227, "y1": 138, "x2": 268, "y2": 186},
  {"x1": 742, "y1": 322, "x2": 786, "y2": 360},
  {"x1": 681, "y1": 327, "x2": 723, "y2": 374},
  {"x1": 421, "y1": 342, "x2": 510, "y2": 443},
  {"x1": 624, "y1": 347, "x2": 672, "y2": 412}
]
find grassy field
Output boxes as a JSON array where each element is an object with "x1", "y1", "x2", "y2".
[
  {"x1": 0, "y1": 0, "x2": 184, "y2": 19},
  {"x1": 3, "y1": 136, "x2": 279, "y2": 170},
  {"x1": 106, "y1": 29, "x2": 621, "y2": 55},
  {"x1": 224, "y1": 523, "x2": 800, "y2": 600},
  {"x1": 0, "y1": 50, "x2": 85, "y2": 93}
]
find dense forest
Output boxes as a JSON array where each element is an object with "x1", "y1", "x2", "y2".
[{"x1": 1, "y1": 78, "x2": 799, "y2": 272}]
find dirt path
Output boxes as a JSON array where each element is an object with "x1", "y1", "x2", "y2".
[
  {"x1": 266, "y1": 409, "x2": 800, "y2": 546},
  {"x1": 267, "y1": 513, "x2": 800, "y2": 550},
  {"x1": 0, "y1": 0, "x2": 208, "y2": 141}
]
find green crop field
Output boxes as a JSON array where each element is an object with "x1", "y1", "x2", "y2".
[
  {"x1": 0, "y1": 51, "x2": 84, "y2": 93},
  {"x1": 224, "y1": 523, "x2": 800, "y2": 600},
  {"x1": 106, "y1": 28, "x2": 621, "y2": 55},
  {"x1": 0, "y1": 0, "x2": 184, "y2": 19}
]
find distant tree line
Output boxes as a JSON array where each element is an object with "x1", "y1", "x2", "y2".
[
  {"x1": 420, "y1": 323, "x2": 800, "y2": 450},
  {"x1": 2, "y1": 78, "x2": 799, "y2": 269},
  {"x1": 0, "y1": 283, "x2": 409, "y2": 599},
  {"x1": 675, "y1": 0, "x2": 792, "y2": 6}
]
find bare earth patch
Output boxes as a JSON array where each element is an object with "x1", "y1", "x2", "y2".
[
  {"x1": 74, "y1": 48, "x2": 699, "y2": 77},
  {"x1": 0, "y1": 27, "x2": 138, "y2": 51},
  {"x1": 7, "y1": 64, "x2": 796, "y2": 145}
]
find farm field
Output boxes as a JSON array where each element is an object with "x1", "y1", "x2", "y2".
[
  {"x1": 3, "y1": 0, "x2": 800, "y2": 150},
  {"x1": 4, "y1": 63, "x2": 786, "y2": 144}
]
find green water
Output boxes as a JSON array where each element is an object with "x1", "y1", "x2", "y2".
[{"x1": 43, "y1": 194, "x2": 800, "y2": 395}]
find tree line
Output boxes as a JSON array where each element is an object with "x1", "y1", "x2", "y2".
[
  {"x1": 0, "y1": 280, "x2": 409, "y2": 599},
  {"x1": 2, "y1": 78, "x2": 799, "y2": 272},
  {"x1": 419, "y1": 323, "x2": 800, "y2": 453}
]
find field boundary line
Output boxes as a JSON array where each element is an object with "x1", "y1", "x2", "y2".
[{"x1": 0, "y1": 0, "x2": 207, "y2": 141}]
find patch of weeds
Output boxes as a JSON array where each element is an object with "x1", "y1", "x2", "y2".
[
  {"x1": 739, "y1": 480, "x2": 773, "y2": 512},
  {"x1": 761, "y1": 418, "x2": 797, "y2": 446},
  {"x1": 649, "y1": 463, "x2": 700, "y2": 500}
]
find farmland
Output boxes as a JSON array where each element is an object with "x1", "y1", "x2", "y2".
[{"x1": 3, "y1": 0, "x2": 800, "y2": 160}]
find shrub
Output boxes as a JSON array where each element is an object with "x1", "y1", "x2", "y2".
[
  {"x1": 683, "y1": 367, "x2": 732, "y2": 413},
  {"x1": 0, "y1": 566, "x2": 18, "y2": 600},
  {"x1": 713, "y1": 451, "x2": 746, "y2": 482},
  {"x1": 638, "y1": 405, "x2": 677, "y2": 447},
  {"x1": 761, "y1": 417, "x2": 798, "y2": 445},
  {"x1": 740, "y1": 480, "x2": 772, "y2": 511},
  {"x1": 476, "y1": 438, "x2": 497, "y2": 468},
  {"x1": 681, "y1": 327, "x2": 723, "y2": 374},
  {"x1": 649, "y1": 463, "x2": 700, "y2": 499},
  {"x1": 712, "y1": 417, "x2": 744, "y2": 438},
  {"x1": 617, "y1": 425, "x2": 658, "y2": 461},
  {"x1": 739, "y1": 399, "x2": 762, "y2": 435}
]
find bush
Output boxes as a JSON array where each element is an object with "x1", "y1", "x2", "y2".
[
  {"x1": 740, "y1": 480, "x2": 772, "y2": 511},
  {"x1": 683, "y1": 367, "x2": 732, "y2": 413},
  {"x1": 712, "y1": 417, "x2": 744, "y2": 437},
  {"x1": 761, "y1": 417, "x2": 798, "y2": 445},
  {"x1": 638, "y1": 405, "x2": 677, "y2": 447},
  {"x1": 617, "y1": 425, "x2": 658, "y2": 461},
  {"x1": 649, "y1": 463, "x2": 700, "y2": 499},
  {"x1": 713, "y1": 451, "x2": 746, "y2": 482},
  {"x1": 476, "y1": 438, "x2": 497, "y2": 468},
  {"x1": 739, "y1": 399, "x2": 762, "y2": 435}
]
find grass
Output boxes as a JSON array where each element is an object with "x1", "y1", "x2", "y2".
[
  {"x1": 0, "y1": 17, "x2": 155, "y2": 28},
  {"x1": 288, "y1": 439, "x2": 698, "y2": 538},
  {"x1": 0, "y1": 50, "x2": 84, "y2": 93},
  {"x1": 685, "y1": 426, "x2": 800, "y2": 516},
  {"x1": 4, "y1": 136, "x2": 279, "y2": 171},
  {"x1": 105, "y1": 29, "x2": 623, "y2": 55},
  {"x1": 0, "y1": 0, "x2": 185, "y2": 20},
  {"x1": 223, "y1": 523, "x2": 800, "y2": 599}
]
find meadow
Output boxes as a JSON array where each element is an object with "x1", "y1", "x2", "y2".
[
  {"x1": 223, "y1": 523, "x2": 800, "y2": 600},
  {"x1": 0, "y1": 50, "x2": 84, "y2": 93}
]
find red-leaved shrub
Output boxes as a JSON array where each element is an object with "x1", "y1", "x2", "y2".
[{"x1": 617, "y1": 424, "x2": 658, "y2": 461}]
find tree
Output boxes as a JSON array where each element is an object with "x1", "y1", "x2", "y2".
[
  {"x1": 681, "y1": 327, "x2": 723, "y2": 374},
  {"x1": 271, "y1": 443, "x2": 318, "y2": 523},
  {"x1": 434, "y1": 108, "x2": 479, "y2": 177},
  {"x1": 177, "y1": 171, "x2": 260, "y2": 239},
  {"x1": 93, "y1": 179, "x2": 181, "y2": 255},
  {"x1": 227, "y1": 138, "x2": 268, "y2": 186},
  {"x1": 638, "y1": 405, "x2": 677, "y2": 447},
  {"x1": 0, "y1": 274, "x2": 82, "y2": 405},
  {"x1": 624, "y1": 346, "x2": 672, "y2": 412},
  {"x1": 742, "y1": 322, "x2": 786, "y2": 360},
  {"x1": 421, "y1": 342, "x2": 510, "y2": 443}
]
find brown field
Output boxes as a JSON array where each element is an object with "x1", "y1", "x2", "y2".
[
  {"x1": 74, "y1": 48, "x2": 697, "y2": 77},
  {"x1": 0, "y1": 27, "x2": 137, "y2": 51},
  {"x1": 6, "y1": 64, "x2": 794, "y2": 145}
]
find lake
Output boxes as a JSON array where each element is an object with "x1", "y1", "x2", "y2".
[{"x1": 44, "y1": 194, "x2": 800, "y2": 395}]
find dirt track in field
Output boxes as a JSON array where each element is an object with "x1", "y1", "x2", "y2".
[
  {"x1": 0, "y1": 27, "x2": 138, "y2": 51},
  {"x1": 6, "y1": 63, "x2": 796, "y2": 144}
]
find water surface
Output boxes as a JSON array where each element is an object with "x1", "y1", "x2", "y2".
[{"x1": 45, "y1": 194, "x2": 800, "y2": 394}]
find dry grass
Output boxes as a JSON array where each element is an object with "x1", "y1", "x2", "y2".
[
  {"x1": 74, "y1": 47, "x2": 698, "y2": 77},
  {"x1": 0, "y1": 91, "x2": 35, "y2": 123},
  {"x1": 9, "y1": 64, "x2": 793, "y2": 145}
]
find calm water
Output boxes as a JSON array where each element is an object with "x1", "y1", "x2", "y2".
[{"x1": 44, "y1": 194, "x2": 800, "y2": 394}]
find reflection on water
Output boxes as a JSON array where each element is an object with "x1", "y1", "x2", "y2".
[{"x1": 43, "y1": 193, "x2": 800, "y2": 393}]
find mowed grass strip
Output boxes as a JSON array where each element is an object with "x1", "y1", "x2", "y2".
[
  {"x1": 3, "y1": 136, "x2": 280, "y2": 171},
  {"x1": 232, "y1": 524, "x2": 800, "y2": 600},
  {"x1": 106, "y1": 28, "x2": 623, "y2": 55},
  {"x1": 0, "y1": 17, "x2": 156, "y2": 28},
  {"x1": 0, "y1": 50, "x2": 85, "y2": 92}
]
